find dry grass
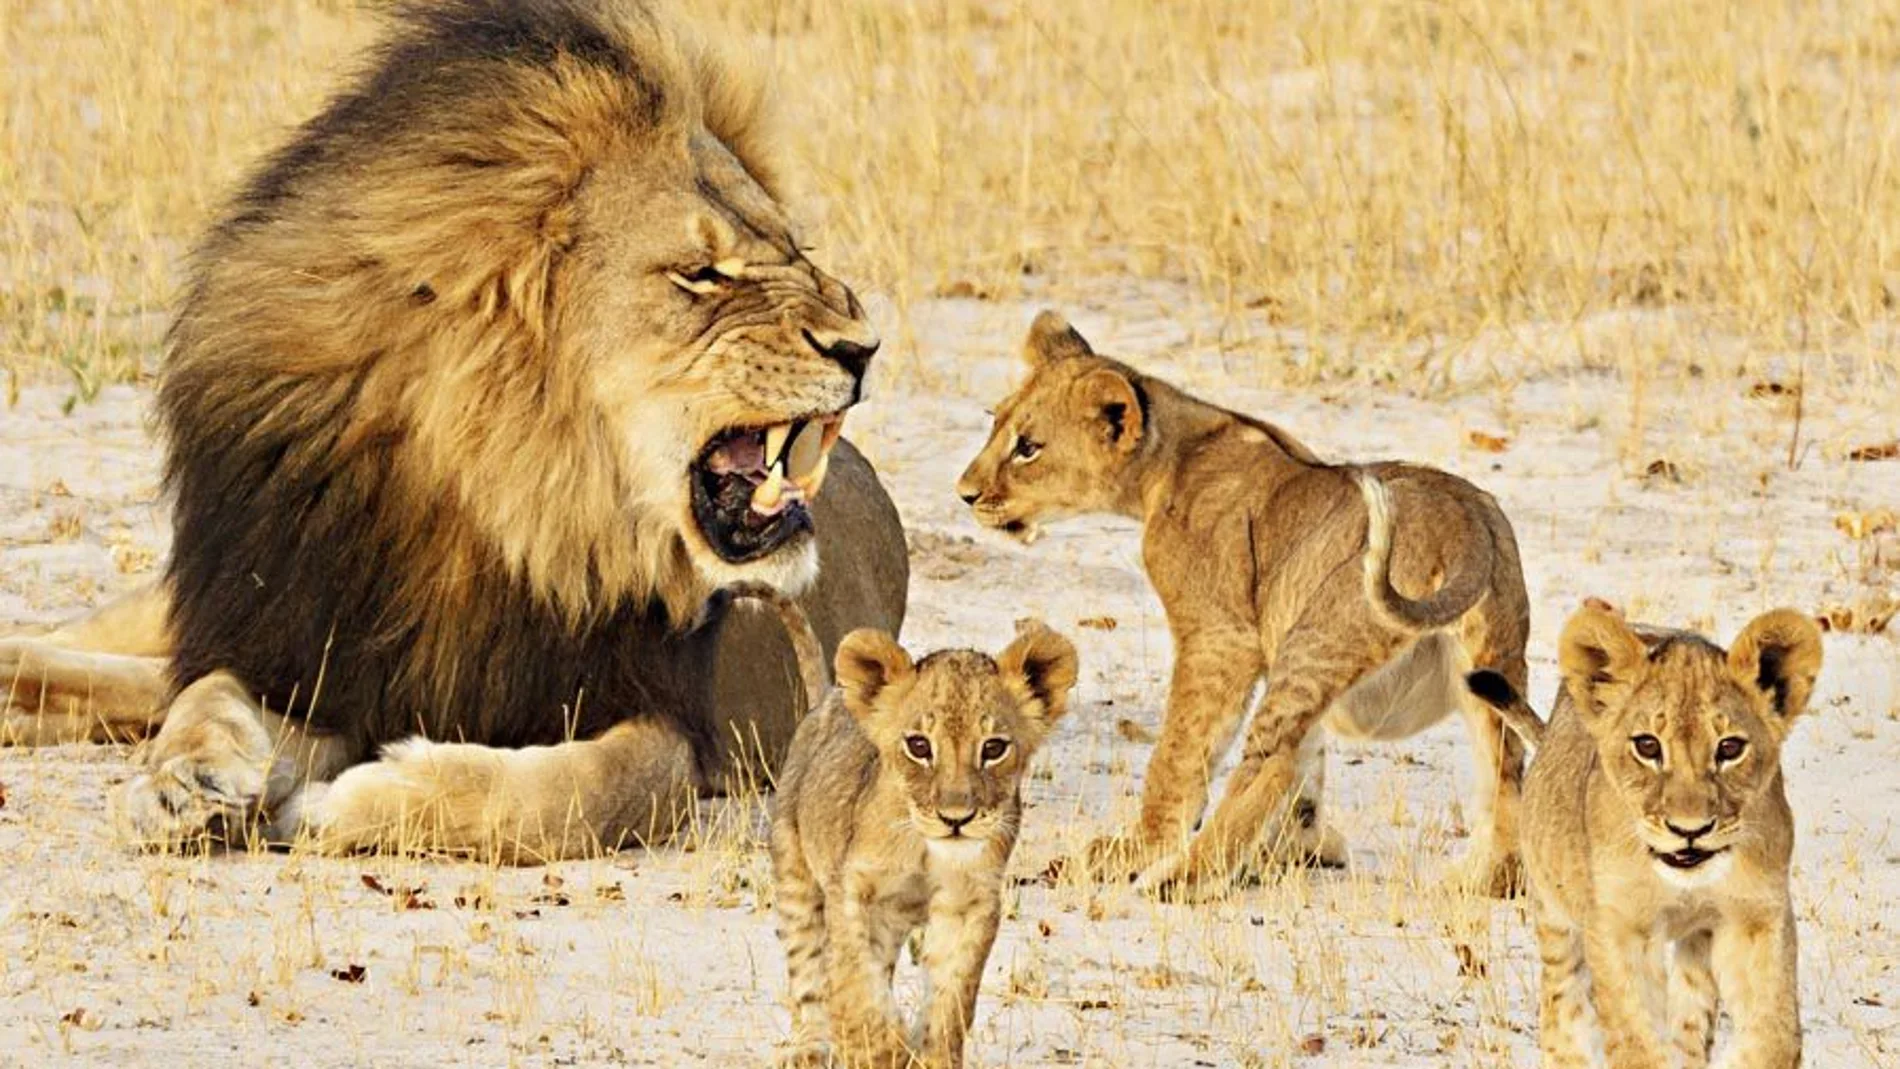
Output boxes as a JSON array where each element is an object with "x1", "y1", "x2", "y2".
[
  {"x1": 6, "y1": 0, "x2": 1900, "y2": 393},
  {"x1": 3, "y1": 3, "x2": 1899, "y2": 1064}
]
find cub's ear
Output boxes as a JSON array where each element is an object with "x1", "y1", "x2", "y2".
[
  {"x1": 1727, "y1": 609, "x2": 1824, "y2": 728},
  {"x1": 1072, "y1": 368, "x2": 1144, "y2": 453},
  {"x1": 1023, "y1": 310, "x2": 1095, "y2": 367},
  {"x1": 997, "y1": 620, "x2": 1079, "y2": 729},
  {"x1": 1558, "y1": 603, "x2": 1648, "y2": 723},
  {"x1": 835, "y1": 629, "x2": 914, "y2": 723}
]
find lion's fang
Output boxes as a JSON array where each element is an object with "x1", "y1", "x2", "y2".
[{"x1": 764, "y1": 423, "x2": 793, "y2": 470}]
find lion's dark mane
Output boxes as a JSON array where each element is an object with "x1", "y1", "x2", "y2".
[{"x1": 159, "y1": 0, "x2": 729, "y2": 771}]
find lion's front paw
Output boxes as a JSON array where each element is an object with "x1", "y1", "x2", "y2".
[
  {"x1": 114, "y1": 745, "x2": 271, "y2": 850},
  {"x1": 288, "y1": 739, "x2": 465, "y2": 856}
]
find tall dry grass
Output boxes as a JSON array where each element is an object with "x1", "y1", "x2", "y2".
[{"x1": 5, "y1": 0, "x2": 1899, "y2": 392}]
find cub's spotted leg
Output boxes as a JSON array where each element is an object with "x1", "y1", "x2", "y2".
[
  {"x1": 1254, "y1": 725, "x2": 1348, "y2": 872},
  {"x1": 292, "y1": 717, "x2": 696, "y2": 863},
  {"x1": 771, "y1": 820, "x2": 831, "y2": 1067},
  {"x1": 1533, "y1": 907, "x2": 1594, "y2": 1069},
  {"x1": 1140, "y1": 619, "x2": 1386, "y2": 899},
  {"x1": 823, "y1": 874, "x2": 912, "y2": 1068},
  {"x1": 915, "y1": 875, "x2": 1002, "y2": 1069},
  {"x1": 1085, "y1": 628, "x2": 1261, "y2": 880},
  {"x1": 1709, "y1": 908, "x2": 1801, "y2": 1069},
  {"x1": 1451, "y1": 638, "x2": 1530, "y2": 897},
  {"x1": 1584, "y1": 918, "x2": 1671, "y2": 1069},
  {"x1": 1670, "y1": 929, "x2": 1718, "y2": 1068}
]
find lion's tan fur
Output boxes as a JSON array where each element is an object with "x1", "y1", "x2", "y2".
[
  {"x1": 771, "y1": 623, "x2": 1078, "y2": 1068},
  {"x1": 1474, "y1": 605, "x2": 1822, "y2": 1068},
  {"x1": 956, "y1": 311, "x2": 1531, "y2": 898}
]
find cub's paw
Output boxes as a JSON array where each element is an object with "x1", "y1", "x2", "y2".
[
  {"x1": 1132, "y1": 848, "x2": 1234, "y2": 904},
  {"x1": 1074, "y1": 833, "x2": 1160, "y2": 884},
  {"x1": 1258, "y1": 820, "x2": 1350, "y2": 872},
  {"x1": 773, "y1": 1040, "x2": 832, "y2": 1069},
  {"x1": 1449, "y1": 848, "x2": 1525, "y2": 899}
]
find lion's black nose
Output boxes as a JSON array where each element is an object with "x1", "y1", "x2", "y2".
[
  {"x1": 938, "y1": 809, "x2": 975, "y2": 833},
  {"x1": 958, "y1": 490, "x2": 980, "y2": 505},
  {"x1": 1666, "y1": 819, "x2": 1716, "y2": 842},
  {"x1": 804, "y1": 328, "x2": 879, "y2": 400}
]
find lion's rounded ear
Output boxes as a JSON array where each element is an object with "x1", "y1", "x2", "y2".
[
  {"x1": 1727, "y1": 609, "x2": 1824, "y2": 727},
  {"x1": 998, "y1": 620, "x2": 1079, "y2": 727},
  {"x1": 835, "y1": 628, "x2": 913, "y2": 721},
  {"x1": 1024, "y1": 310, "x2": 1094, "y2": 367},
  {"x1": 1072, "y1": 368, "x2": 1144, "y2": 453},
  {"x1": 1558, "y1": 604, "x2": 1648, "y2": 723}
]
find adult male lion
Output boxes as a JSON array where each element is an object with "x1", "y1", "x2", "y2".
[{"x1": 0, "y1": 0, "x2": 908, "y2": 862}]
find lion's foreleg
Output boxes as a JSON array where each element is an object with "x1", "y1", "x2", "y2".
[
  {"x1": 293, "y1": 717, "x2": 698, "y2": 864},
  {"x1": 2, "y1": 643, "x2": 169, "y2": 745},
  {"x1": 37, "y1": 581, "x2": 172, "y2": 656},
  {"x1": 3, "y1": 583, "x2": 175, "y2": 746}
]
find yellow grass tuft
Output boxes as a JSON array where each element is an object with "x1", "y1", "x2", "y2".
[{"x1": 6, "y1": 0, "x2": 1900, "y2": 391}]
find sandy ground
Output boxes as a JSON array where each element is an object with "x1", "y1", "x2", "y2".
[{"x1": 2, "y1": 296, "x2": 1898, "y2": 1067}]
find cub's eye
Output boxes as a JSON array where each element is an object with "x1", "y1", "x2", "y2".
[
  {"x1": 1631, "y1": 734, "x2": 1663, "y2": 763},
  {"x1": 979, "y1": 738, "x2": 1012, "y2": 765},
  {"x1": 1714, "y1": 737, "x2": 1747, "y2": 764},
  {"x1": 903, "y1": 735, "x2": 933, "y2": 763},
  {"x1": 1011, "y1": 436, "x2": 1041, "y2": 463}
]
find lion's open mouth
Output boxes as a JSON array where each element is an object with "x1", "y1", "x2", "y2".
[
  {"x1": 691, "y1": 415, "x2": 846, "y2": 563},
  {"x1": 1651, "y1": 846, "x2": 1726, "y2": 870}
]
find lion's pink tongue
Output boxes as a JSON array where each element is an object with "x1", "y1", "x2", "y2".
[{"x1": 707, "y1": 434, "x2": 766, "y2": 476}]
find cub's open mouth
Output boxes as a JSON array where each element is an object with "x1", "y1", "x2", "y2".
[
  {"x1": 691, "y1": 414, "x2": 845, "y2": 563},
  {"x1": 1651, "y1": 846, "x2": 1726, "y2": 870}
]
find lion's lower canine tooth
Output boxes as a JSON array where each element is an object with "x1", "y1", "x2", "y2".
[
  {"x1": 793, "y1": 451, "x2": 831, "y2": 499},
  {"x1": 753, "y1": 469, "x2": 786, "y2": 512}
]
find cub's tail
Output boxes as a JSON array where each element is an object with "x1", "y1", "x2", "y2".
[
  {"x1": 1463, "y1": 669, "x2": 1548, "y2": 749},
  {"x1": 723, "y1": 581, "x2": 828, "y2": 713},
  {"x1": 1357, "y1": 471, "x2": 1491, "y2": 632}
]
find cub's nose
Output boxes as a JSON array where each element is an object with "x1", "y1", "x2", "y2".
[
  {"x1": 1665, "y1": 819, "x2": 1716, "y2": 842},
  {"x1": 803, "y1": 328, "x2": 879, "y2": 400},
  {"x1": 937, "y1": 809, "x2": 976, "y2": 833},
  {"x1": 955, "y1": 469, "x2": 983, "y2": 506}
]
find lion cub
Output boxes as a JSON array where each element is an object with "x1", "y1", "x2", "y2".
[
  {"x1": 1469, "y1": 604, "x2": 1823, "y2": 1068},
  {"x1": 771, "y1": 621, "x2": 1079, "y2": 1068},
  {"x1": 957, "y1": 311, "x2": 1531, "y2": 899}
]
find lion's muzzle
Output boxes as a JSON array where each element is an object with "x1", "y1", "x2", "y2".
[{"x1": 692, "y1": 414, "x2": 847, "y2": 563}]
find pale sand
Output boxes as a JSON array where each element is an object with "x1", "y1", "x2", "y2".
[{"x1": 2, "y1": 296, "x2": 1897, "y2": 1067}]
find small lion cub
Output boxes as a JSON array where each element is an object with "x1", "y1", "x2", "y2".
[
  {"x1": 771, "y1": 622, "x2": 1079, "y2": 1069},
  {"x1": 1469, "y1": 604, "x2": 1823, "y2": 1069}
]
